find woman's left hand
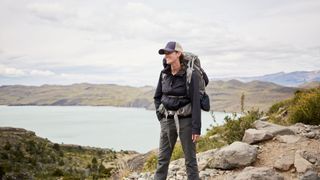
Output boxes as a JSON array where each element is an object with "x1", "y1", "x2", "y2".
[{"x1": 192, "y1": 134, "x2": 200, "y2": 143}]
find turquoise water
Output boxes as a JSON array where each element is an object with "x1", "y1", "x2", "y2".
[{"x1": 0, "y1": 106, "x2": 229, "y2": 153}]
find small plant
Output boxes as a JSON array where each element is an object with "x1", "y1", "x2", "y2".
[
  {"x1": 171, "y1": 143, "x2": 184, "y2": 161},
  {"x1": 143, "y1": 152, "x2": 158, "y2": 172}
]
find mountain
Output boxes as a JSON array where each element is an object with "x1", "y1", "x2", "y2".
[
  {"x1": 207, "y1": 80, "x2": 297, "y2": 112},
  {"x1": 0, "y1": 81, "x2": 297, "y2": 112},
  {"x1": 0, "y1": 83, "x2": 155, "y2": 109},
  {"x1": 218, "y1": 70, "x2": 320, "y2": 87}
]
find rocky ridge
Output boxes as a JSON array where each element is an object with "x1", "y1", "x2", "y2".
[{"x1": 125, "y1": 118, "x2": 320, "y2": 180}]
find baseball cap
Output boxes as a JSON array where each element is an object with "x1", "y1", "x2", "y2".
[{"x1": 158, "y1": 41, "x2": 183, "y2": 55}]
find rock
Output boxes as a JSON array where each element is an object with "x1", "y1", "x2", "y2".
[
  {"x1": 300, "y1": 151, "x2": 320, "y2": 165},
  {"x1": 274, "y1": 154, "x2": 294, "y2": 171},
  {"x1": 253, "y1": 120, "x2": 295, "y2": 136},
  {"x1": 128, "y1": 172, "x2": 139, "y2": 179},
  {"x1": 242, "y1": 128, "x2": 273, "y2": 144},
  {"x1": 275, "y1": 135, "x2": 301, "y2": 144},
  {"x1": 199, "y1": 170, "x2": 210, "y2": 178},
  {"x1": 289, "y1": 123, "x2": 320, "y2": 139},
  {"x1": 169, "y1": 165, "x2": 180, "y2": 171},
  {"x1": 231, "y1": 166, "x2": 284, "y2": 180},
  {"x1": 259, "y1": 116, "x2": 269, "y2": 121},
  {"x1": 207, "y1": 141, "x2": 257, "y2": 170},
  {"x1": 305, "y1": 132, "x2": 316, "y2": 139},
  {"x1": 196, "y1": 149, "x2": 217, "y2": 170},
  {"x1": 299, "y1": 170, "x2": 320, "y2": 180},
  {"x1": 294, "y1": 150, "x2": 314, "y2": 173}
]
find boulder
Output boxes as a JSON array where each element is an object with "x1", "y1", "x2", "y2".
[
  {"x1": 273, "y1": 154, "x2": 294, "y2": 171},
  {"x1": 231, "y1": 166, "x2": 284, "y2": 180},
  {"x1": 253, "y1": 120, "x2": 295, "y2": 136},
  {"x1": 294, "y1": 150, "x2": 314, "y2": 173},
  {"x1": 299, "y1": 170, "x2": 320, "y2": 180},
  {"x1": 242, "y1": 128, "x2": 273, "y2": 144},
  {"x1": 207, "y1": 141, "x2": 257, "y2": 170},
  {"x1": 196, "y1": 149, "x2": 217, "y2": 170}
]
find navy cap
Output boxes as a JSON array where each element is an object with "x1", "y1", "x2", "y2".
[{"x1": 158, "y1": 41, "x2": 183, "y2": 55}]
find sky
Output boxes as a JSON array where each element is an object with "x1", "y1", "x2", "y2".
[{"x1": 0, "y1": 0, "x2": 320, "y2": 87}]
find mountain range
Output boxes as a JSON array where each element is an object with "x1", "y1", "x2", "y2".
[
  {"x1": 0, "y1": 80, "x2": 301, "y2": 112},
  {"x1": 216, "y1": 70, "x2": 320, "y2": 87}
]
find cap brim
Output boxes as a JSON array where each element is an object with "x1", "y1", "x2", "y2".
[{"x1": 158, "y1": 48, "x2": 175, "y2": 55}]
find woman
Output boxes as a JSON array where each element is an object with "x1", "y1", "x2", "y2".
[{"x1": 153, "y1": 41, "x2": 201, "y2": 180}]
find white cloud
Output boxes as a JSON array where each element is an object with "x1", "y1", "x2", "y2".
[
  {"x1": 30, "y1": 69, "x2": 55, "y2": 76},
  {"x1": 0, "y1": 0, "x2": 319, "y2": 86},
  {"x1": 0, "y1": 64, "x2": 26, "y2": 77}
]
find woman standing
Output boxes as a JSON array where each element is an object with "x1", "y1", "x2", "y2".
[{"x1": 153, "y1": 41, "x2": 201, "y2": 180}]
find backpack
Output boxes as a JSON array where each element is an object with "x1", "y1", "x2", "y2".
[
  {"x1": 161, "y1": 52, "x2": 210, "y2": 112},
  {"x1": 183, "y1": 52, "x2": 210, "y2": 111}
]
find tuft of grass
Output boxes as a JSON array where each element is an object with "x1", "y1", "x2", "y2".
[{"x1": 143, "y1": 152, "x2": 158, "y2": 172}]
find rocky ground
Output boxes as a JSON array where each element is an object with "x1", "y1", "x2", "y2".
[{"x1": 124, "y1": 118, "x2": 320, "y2": 180}]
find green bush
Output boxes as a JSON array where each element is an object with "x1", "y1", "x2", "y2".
[
  {"x1": 52, "y1": 168, "x2": 64, "y2": 176},
  {"x1": 143, "y1": 152, "x2": 158, "y2": 172},
  {"x1": 206, "y1": 109, "x2": 263, "y2": 145},
  {"x1": 171, "y1": 143, "x2": 183, "y2": 161},
  {"x1": 288, "y1": 88, "x2": 320, "y2": 125},
  {"x1": 268, "y1": 99, "x2": 292, "y2": 114}
]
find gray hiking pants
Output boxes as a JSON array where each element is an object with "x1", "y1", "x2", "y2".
[{"x1": 154, "y1": 117, "x2": 200, "y2": 180}]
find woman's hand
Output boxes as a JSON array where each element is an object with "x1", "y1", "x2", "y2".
[{"x1": 192, "y1": 134, "x2": 200, "y2": 143}]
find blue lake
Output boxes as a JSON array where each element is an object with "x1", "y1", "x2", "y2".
[{"x1": 0, "y1": 106, "x2": 230, "y2": 153}]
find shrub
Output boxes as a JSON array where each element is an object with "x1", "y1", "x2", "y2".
[
  {"x1": 143, "y1": 152, "x2": 158, "y2": 172},
  {"x1": 52, "y1": 168, "x2": 64, "y2": 176},
  {"x1": 288, "y1": 88, "x2": 320, "y2": 125},
  {"x1": 206, "y1": 109, "x2": 263, "y2": 145},
  {"x1": 268, "y1": 99, "x2": 292, "y2": 114},
  {"x1": 171, "y1": 143, "x2": 184, "y2": 161}
]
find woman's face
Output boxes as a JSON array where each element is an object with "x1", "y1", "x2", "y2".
[{"x1": 165, "y1": 51, "x2": 181, "y2": 65}]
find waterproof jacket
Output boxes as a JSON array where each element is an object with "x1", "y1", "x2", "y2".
[{"x1": 154, "y1": 63, "x2": 202, "y2": 135}]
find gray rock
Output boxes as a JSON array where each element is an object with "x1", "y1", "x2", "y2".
[
  {"x1": 276, "y1": 135, "x2": 301, "y2": 144},
  {"x1": 232, "y1": 166, "x2": 284, "y2": 180},
  {"x1": 207, "y1": 141, "x2": 257, "y2": 170},
  {"x1": 299, "y1": 170, "x2": 320, "y2": 180},
  {"x1": 196, "y1": 149, "x2": 217, "y2": 170},
  {"x1": 259, "y1": 116, "x2": 269, "y2": 121},
  {"x1": 274, "y1": 154, "x2": 294, "y2": 171},
  {"x1": 128, "y1": 172, "x2": 139, "y2": 179},
  {"x1": 253, "y1": 120, "x2": 295, "y2": 136},
  {"x1": 294, "y1": 150, "x2": 314, "y2": 173},
  {"x1": 305, "y1": 132, "x2": 316, "y2": 139},
  {"x1": 242, "y1": 128, "x2": 273, "y2": 144}
]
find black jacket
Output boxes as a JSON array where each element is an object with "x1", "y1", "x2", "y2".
[{"x1": 154, "y1": 63, "x2": 202, "y2": 135}]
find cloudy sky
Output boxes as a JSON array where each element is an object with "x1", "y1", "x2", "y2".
[{"x1": 1, "y1": 0, "x2": 320, "y2": 86}]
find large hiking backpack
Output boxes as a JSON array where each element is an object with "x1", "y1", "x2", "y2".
[
  {"x1": 183, "y1": 52, "x2": 210, "y2": 111},
  {"x1": 161, "y1": 52, "x2": 210, "y2": 112}
]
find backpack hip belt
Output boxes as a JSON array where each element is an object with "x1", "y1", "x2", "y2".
[{"x1": 158, "y1": 103, "x2": 191, "y2": 148}]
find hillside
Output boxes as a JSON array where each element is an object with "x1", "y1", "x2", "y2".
[
  {"x1": 208, "y1": 80, "x2": 296, "y2": 112},
  {"x1": 0, "y1": 80, "x2": 297, "y2": 112},
  {"x1": 0, "y1": 127, "x2": 139, "y2": 179},
  {"x1": 125, "y1": 120, "x2": 320, "y2": 180}
]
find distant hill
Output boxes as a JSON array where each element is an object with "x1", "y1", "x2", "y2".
[
  {"x1": 218, "y1": 70, "x2": 320, "y2": 87},
  {"x1": 298, "y1": 81, "x2": 320, "y2": 89},
  {"x1": 207, "y1": 80, "x2": 297, "y2": 112},
  {"x1": 0, "y1": 83, "x2": 155, "y2": 109},
  {"x1": 0, "y1": 80, "x2": 298, "y2": 112}
]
